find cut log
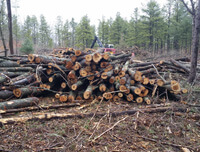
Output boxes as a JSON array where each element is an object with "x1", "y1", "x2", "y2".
[
  {"x1": 144, "y1": 97, "x2": 151, "y2": 104},
  {"x1": 68, "y1": 91, "x2": 76, "y2": 102},
  {"x1": 103, "y1": 92, "x2": 113, "y2": 100},
  {"x1": 0, "y1": 97, "x2": 39, "y2": 110},
  {"x1": 101, "y1": 70, "x2": 113, "y2": 79},
  {"x1": 12, "y1": 74, "x2": 36, "y2": 86},
  {"x1": 0, "y1": 73, "x2": 10, "y2": 84},
  {"x1": 83, "y1": 85, "x2": 93, "y2": 99},
  {"x1": 13, "y1": 87, "x2": 43, "y2": 98},
  {"x1": 93, "y1": 52, "x2": 102, "y2": 63},
  {"x1": 59, "y1": 94, "x2": 68, "y2": 102},
  {"x1": 130, "y1": 86, "x2": 141, "y2": 95},
  {"x1": 71, "y1": 80, "x2": 85, "y2": 91},
  {"x1": 126, "y1": 94, "x2": 134, "y2": 102},
  {"x1": 99, "y1": 83, "x2": 107, "y2": 92},
  {"x1": 0, "y1": 67, "x2": 33, "y2": 72},
  {"x1": 136, "y1": 97, "x2": 143, "y2": 103},
  {"x1": 79, "y1": 68, "x2": 88, "y2": 77},
  {"x1": 109, "y1": 76, "x2": 115, "y2": 84},
  {"x1": 0, "y1": 60, "x2": 19, "y2": 67},
  {"x1": 0, "y1": 90, "x2": 14, "y2": 100}
]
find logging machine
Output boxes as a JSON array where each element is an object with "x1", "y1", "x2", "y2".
[{"x1": 90, "y1": 36, "x2": 116, "y2": 54}]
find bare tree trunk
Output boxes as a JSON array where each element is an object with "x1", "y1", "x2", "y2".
[
  {"x1": 188, "y1": 0, "x2": 200, "y2": 82},
  {"x1": 6, "y1": 0, "x2": 14, "y2": 55}
]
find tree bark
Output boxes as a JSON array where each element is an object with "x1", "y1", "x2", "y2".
[
  {"x1": 6, "y1": 0, "x2": 14, "y2": 55},
  {"x1": 0, "y1": 97, "x2": 39, "y2": 110},
  {"x1": 188, "y1": 0, "x2": 200, "y2": 82}
]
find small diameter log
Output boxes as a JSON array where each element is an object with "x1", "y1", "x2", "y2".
[
  {"x1": 73, "y1": 62, "x2": 81, "y2": 71},
  {"x1": 114, "y1": 64, "x2": 121, "y2": 74},
  {"x1": 113, "y1": 95, "x2": 121, "y2": 102},
  {"x1": 103, "y1": 92, "x2": 113, "y2": 100},
  {"x1": 0, "y1": 90, "x2": 14, "y2": 100},
  {"x1": 101, "y1": 70, "x2": 113, "y2": 80},
  {"x1": 79, "y1": 68, "x2": 88, "y2": 77},
  {"x1": 157, "y1": 79, "x2": 165, "y2": 87},
  {"x1": 59, "y1": 94, "x2": 68, "y2": 102},
  {"x1": 181, "y1": 88, "x2": 188, "y2": 94},
  {"x1": 93, "y1": 52, "x2": 102, "y2": 63},
  {"x1": 119, "y1": 77, "x2": 127, "y2": 85},
  {"x1": 144, "y1": 97, "x2": 151, "y2": 104},
  {"x1": 170, "y1": 59, "x2": 190, "y2": 73},
  {"x1": 119, "y1": 85, "x2": 130, "y2": 94},
  {"x1": 99, "y1": 83, "x2": 107, "y2": 92},
  {"x1": 13, "y1": 87, "x2": 42, "y2": 98},
  {"x1": 75, "y1": 50, "x2": 87, "y2": 56},
  {"x1": 61, "y1": 82, "x2": 68, "y2": 89},
  {"x1": 136, "y1": 97, "x2": 143, "y2": 103},
  {"x1": 68, "y1": 91, "x2": 76, "y2": 102},
  {"x1": 128, "y1": 69, "x2": 142, "y2": 82},
  {"x1": 130, "y1": 86, "x2": 141, "y2": 95},
  {"x1": 84, "y1": 85, "x2": 93, "y2": 99},
  {"x1": 118, "y1": 92, "x2": 123, "y2": 98},
  {"x1": 85, "y1": 54, "x2": 93, "y2": 62},
  {"x1": 65, "y1": 60, "x2": 73, "y2": 70},
  {"x1": 109, "y1": 53, "x2": 131, "y2": 60},
  {"x1": 126, "y1": 94, "x2": 134, "y2": 102},
  {"x1": 0, "y1": 97, "x2": 39, "y2": 110},
  {"x1": 109, "y1": 76, "x2": 115, "y2": 84},
  {"x1": 68, "y1": 70, "x2": 77, "y2": 80},
  {"x1": 141, "y1": 77, "x2": 149, "y2": 85},
  {"x1": 149, "y1": 79, "x2": 156, "y2": 85},
  {"x1": 71, "y1": 80, "x2": 85, "y2": 91},
  {"x1": 109, "y1": 84, "x2": 115, "y2": 92}
]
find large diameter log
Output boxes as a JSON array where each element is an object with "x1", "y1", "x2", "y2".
[
  {"x1": 0, "y1": 97, "x2": 39, "y2": 110},
  {"x1": 170, "y1": 59, "x2": 190, "y2": 73},
  {"x1": 13, "y1": 87, "x2": 43, "y2": 98},
  {"x1": 93, "y1": 52, "x2": 102, "y2": 63},
  {"x1": 0, "y1": 67, "x2": 33, "y2": 72},
  {"x1": 12, "y1": 74, "x2": 36, "y2": 86},
  {"x1": 1, "y1": 72, "x2": 28, "y2": 78},
  {"x1": 0, "y1": 90, "x2": 14, "y2": 100},
  {"x1": 101, "y1": 70, "x2": 113, "y2": 79},
  {"x1": 71, "y1": 80, "x2": 85, "y2": 91},
  {"x1": 0, "y1": 74, "x2": 10, "y2": 84},
  {"x1": 128, "y1": 69, "x2": 142, "y2": 82},
  {"x1": 0, "y1": 60, "x2": 19, "y2": 67},
  {"x1": 109, "y1": 53, "x2": 131, "y2": 60}
]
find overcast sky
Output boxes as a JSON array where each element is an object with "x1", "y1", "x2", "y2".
[{"x1": 13, "y1": 0, "x2": 167, "y2": 27}]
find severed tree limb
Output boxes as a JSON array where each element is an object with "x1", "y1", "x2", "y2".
[
  {"x1": 91, "y1": 116, "x2": 129, "y2": 142},
  {"x1": 0, "y1": 103, "x2": 80, "y2": 115},
  {"x1": 0, "y1": 106, "x2": 188, "y2": 126}
]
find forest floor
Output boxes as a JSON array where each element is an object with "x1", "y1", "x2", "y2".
[{"x1": 0, "y1": 50, "x2": 200, "y2": 152}]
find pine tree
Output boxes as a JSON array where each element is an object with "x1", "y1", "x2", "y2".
[
  {"x1": 12, "y1": 15, "x2": 21, "y2": 54},
  {"x1": 55, "y1": 16, "x2": 63, "y2": 47},
  {"x1": 39, "y1": 15, "x2": 52, "y2": 49},
  {"x1": 62, "y1": 19, "x2": 71, "y2": 47},
  {"x1": 98, "y1": 17, "x2": 110, "y2": 45},
  {"x1": 70, "y1": 18, "x2": 77, "y2": 48},
  {"x1": 75, "y1": 15, "x2": 94, "y2": 49}
]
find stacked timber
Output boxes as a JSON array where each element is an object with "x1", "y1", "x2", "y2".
[{"x1": 0, "y1": 48, "x2": 190, "y2": 110}]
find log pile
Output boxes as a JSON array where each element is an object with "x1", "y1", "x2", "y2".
[{"x1": 0, "y1": 48, "x2": 191, "y2": 110}]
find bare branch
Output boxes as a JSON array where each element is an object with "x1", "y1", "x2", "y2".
[
  {"x1": 190, "y1": 0, "x2": 195, "y2": 13},
  {"x1": 180, "y1": 0, "x2": 195, "y2": 15}
]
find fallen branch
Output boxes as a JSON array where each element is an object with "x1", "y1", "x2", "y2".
[
  {"x1": 0, "y1": 106, "x2": 188, "y2": 126},
  {"x1": 0, "y1": 103, "x2": 80, "y2": 115}
]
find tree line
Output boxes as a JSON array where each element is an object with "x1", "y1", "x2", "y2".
[{"x1": 0, "y1": 0, "x2": 193, "y2": 55}]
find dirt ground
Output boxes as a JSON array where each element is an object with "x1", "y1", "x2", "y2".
[{"x1": 0, "y1": 51, "x2": 200, "y2": 152}]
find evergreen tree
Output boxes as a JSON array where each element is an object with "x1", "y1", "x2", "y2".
[
  {"x1": 98, "y1": 17, "x2": 110, "y2": 45},
  {"x1": 110, "y1": 12, "x2": 127, "y2": 45},
  {"x1": 30, "y1": 15, "x2": 39, "y2": 45},
  {"x1": 12, "y1": 15, "x2": 21, "y2": 54},
  {"x1": 75, "y1": 15, "x2": 94, "y2": 49},
  {"x1": 55, "y1": 16, "x2": 63, "y2": 47},
  {"x1": 141, "y1": 0, "x2": 164, "y2": 52},
  {"x1": 62, "y1": 19, "x2": 71, "y2": 47},
  {"x1": 20, "y1": 37, "x2": 34, "y2": 54},
  {"x1": 70, "y1": 18, "x2": 77, "y2": 48},
  {"x1": 39, "y1": 15, "x2": 52, "y2": 48}
]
